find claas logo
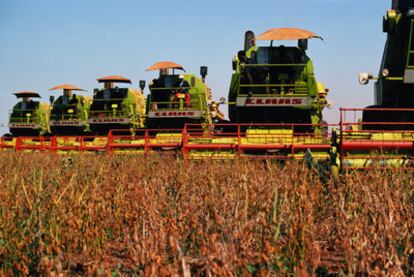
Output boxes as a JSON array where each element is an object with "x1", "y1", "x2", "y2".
[{"x1": 245, "y1": 98, "x2": 303, "y2": 105}]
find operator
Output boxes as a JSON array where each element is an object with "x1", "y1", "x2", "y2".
[
  {"x1": 241, "y1": 34, "x2": 258, "y2": 91},
  {"x1": 275, "y1": 45, "x2": 293, "y2": 84},
  {"x1": 21, "y1": 96, "x2": 29, "y2": 110},
  {"x1": 62, "y1": 89, "x2": 72, "y2": 105},
  {"x1": 238, "y1": 50, "x2": 254, "y2": 85},
  {"x1": 26, "y1": 98, "x2": 35, "y2": 110},
  {"x1": 176, "y1": 75, "x2": 191, "y2": 108},
  {"x1": 69, "y1": 94, "x2": 79, "y2": 105},
  {"x1": 245, "y1": 35, "x2": 258, "y2": 61},
  {"x1": 209, "y1": 101, "x2": 225, "y2": 122},
  {"x1": 69, "y1": 94, "x2": 79, "y2": 113}
]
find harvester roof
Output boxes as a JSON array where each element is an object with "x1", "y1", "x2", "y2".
[
  {"x1": 256, "y1": 28, "x2": 322, "y2": 41},
  {"x1": 146, "y1": 61, "x2": 185, "y2": 71},
  {"x1": 13, "y1": 91, "x2": 41, "y2": 98},
  {"x1": 49, "y1": 84, "x2": 86, "y2": 91},
  {"x1": 96, "y1": 75, "x2": 132, "y2": 84}
]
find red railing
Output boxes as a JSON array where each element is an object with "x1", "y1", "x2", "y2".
[
  {"x1": 15, "y1": 136, "x2": 50, "y2": 151},
  {"x1": 1, "y1": 124, "x2": 333, "y2": 160},
  {"x1": 182, "y1": 123, "x2": 333, "y2": 159},
  {"x1": 338, "y1": 108, "x2": 414, "y2": 168},
  {"x1": 2, "y1": 109, "x2": 411, "y2": 166},
  {"x1": 49, "y1": 136, "x2": 108, "y2": 152},
  {"x1": 107, "y1": 129, "x2": 182, "y2": 154}
]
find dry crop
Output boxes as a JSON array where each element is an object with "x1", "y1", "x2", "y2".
[{"x1": 0, "y1": 152, "x2": 413, "y2": 276}]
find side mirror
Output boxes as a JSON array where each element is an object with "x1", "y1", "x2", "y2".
[
  {"x1": 49, "y1": 95, "x2": 55, "y2": 104},
  {"x1": 232, "y1": 59, "x2": 237, "y2": 71},
  {"x1": 200, "y1": 66, "x2": 208, "y2": 81},
  {"x1": 298, "y1": 39, "x2": 308, "y2": 51},
  {"x1": 359, "y1": 72, "x2": 372, "y2": 85},
  {"x1": 139, "y1": 80, "x2": 146, "y2": 91}
]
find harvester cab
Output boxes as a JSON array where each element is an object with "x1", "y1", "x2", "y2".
[
  {"x1": 145, "y1": 61, "x2": 214, "y2": 129},
  {"x1": 8, "y1": 91, "x2": 50, "y2": 137},
  {"x1": 89, "y1": 75, "x2": 146, "y2": 135},
  {"x1": 48, "y1": 84, "x2": 91, "y2": 135},
  {"x1": 359, "y1": 0, "x2": 414, "y2": 127},
  {"x1": 228, "y1": 28, "x2": 329, "y2": 133}
]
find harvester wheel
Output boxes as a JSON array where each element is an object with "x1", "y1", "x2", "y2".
[{"x1": 3, "y1": 133, "x2": 13, "y2": 141}]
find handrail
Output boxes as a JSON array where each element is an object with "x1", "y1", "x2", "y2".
[
  {"x1": 150, "y1": 86, "x2": 191, "y2": 91},
  {"x1": 340, "y1": 107, "x2": 414, "y2": 111},
  {"x1": 243, "y1": 63, "x2": 307, "y2": 67},
  {"x1": 148, "y1": 99, "x2": 201, "y2": 105},
  {"x1": 89, "y1": 111, "x2": 130, "y2": 116},
  {"x1": 91, "y1": 98, "x2": 127, "y2": 102},
  {"x1": 9, "y1": 108, "x2": 38, "y2": 112},
  {"x1": 9, "y1": 118, "x2": 38, "y2": 123},
  {"x1": 50, "y1": 115, "x2": 84, "y2": 120}
]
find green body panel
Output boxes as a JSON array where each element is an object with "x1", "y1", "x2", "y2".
[
  {"x1": 89, "y1": 87, "x2": 146, "y2": 134},
  {"x1": 228, "y1": 37, "x2": 328, "y2": 133},
  {"x1": 374, "y1": 9, "x2": 414, "y2": 107},
  {"x1": 50, "y1": 95, "x2": 91, "y2": 135},
  {"x1": 146, "y1": 73, "x2": 212, "y2": 129},
  {"x1": 8, "y1": 101, "x2": 50, "y2": 136}
]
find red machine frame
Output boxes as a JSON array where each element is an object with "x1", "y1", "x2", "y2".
[{"x1": 337, "y1": 108, "x2": 414, "y2": 169}]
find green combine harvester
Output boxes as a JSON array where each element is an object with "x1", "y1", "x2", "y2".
[
  {"x1": 228, "y1": 28, "x2": 330, "y2": 132},
  {"x1": 183, "y1": 28, "x2": 332, "y2": 159},
  {"x1": 88, "y1": 75, "x2": 146, "y2": 135},
  {"x1": 145, "y1": 61, "x2": 214, "y2": 129},
  {"x1": 330, "y1": 0, "x2": 414, "y2": 174},
  {"x1": 49, "y1": 84, "x2": 91, "y2": 135},
  {"x1": 8, "y1": 91, "x2": 50, "y2": 137},
  {"x1": 118, "y1": 61, "x2": 220, "y2": 153}
]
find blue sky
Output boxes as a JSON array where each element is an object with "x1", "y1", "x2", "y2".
[{"x1": 0, "y1": 0, "x2": 389, "y2": 134}]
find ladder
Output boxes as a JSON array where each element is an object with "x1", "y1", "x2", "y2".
[{"x1": 406, "y1": 19, "x2": 414, "y2": 68}]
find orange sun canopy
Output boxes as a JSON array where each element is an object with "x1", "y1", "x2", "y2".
[
  {"x1": 146, "y1": 61, "x2": 185, "y2": 71},
  {"x1": 13, "y1": 91, "x2": 41, "y2": 98},
  {"x1": 49, "y1": 84, "x2": 85, "y2": 91},
  {"x1": 256, "y1": 28, "x2": 322, "y2": 41},
  {"x1": 97, "y1": 75, "x2": 132, "y2": 83}
]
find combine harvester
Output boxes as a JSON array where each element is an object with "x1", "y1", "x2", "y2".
[
  {"x1": 108, "y1": 61, "x2": 224, "y2": 153},
  {"x1": 183, "y1": 28, "x2": 333, "y2": 159},
  {"x1": 145, "y1": 61, "x2": 214, "y2": 129},
  {"x1": 46, "y1": 84, "x2": 100, "y2": 153},
  {"x1": 87, "y1": 75, "x2": 147, "y2": 153},
  {"x1": 7, "y1": 91, "x2": 50, "y2": 137},
  {"x1": 48, "y1": 84, "x2": 91, "y2": 135},
  {"x1": 2, "y1": 92, "x2": 50, "y2": 151},
  {"x1": 329, "y1": 0, "x2": 414, "y2": 178},
  {"x1": 89, "y1": 75, "x2": 146, "y2": 135}
]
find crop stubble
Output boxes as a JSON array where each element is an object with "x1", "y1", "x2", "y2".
[{"x1": 0, "y1": 152, "x2": 413, "y2": 276}]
